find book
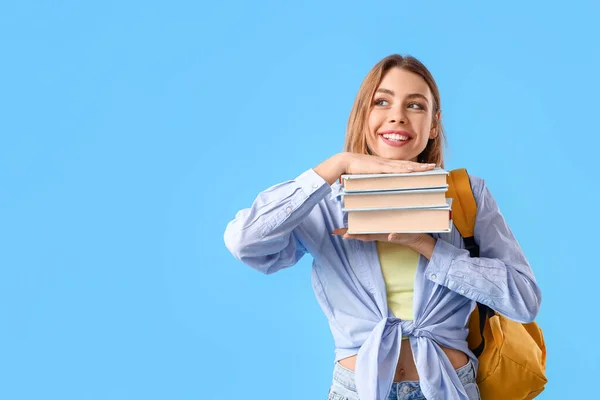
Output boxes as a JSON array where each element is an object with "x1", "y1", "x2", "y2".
[
  {"x1": 340, "y1": 167, "x2": 448, "y2": 192},
  {"x1": 341, "y1": 187, "x2": 448, "y2": 210},
  {"x1": 343, "y1": 199, "x2": 453, "y2": 234}
]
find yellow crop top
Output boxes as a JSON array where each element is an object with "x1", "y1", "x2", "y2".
[{"x1": 376, "y1": 241, "x2": 419, "y2": 321}]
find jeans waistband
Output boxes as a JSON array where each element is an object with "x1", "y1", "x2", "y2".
[{"x1": 332, "y1": 359, "x2": 476, "y2": 392}]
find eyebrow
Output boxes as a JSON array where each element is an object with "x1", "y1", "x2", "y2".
[{"x1": 375, "y1": 88, "x2": 430, "y2": 104}]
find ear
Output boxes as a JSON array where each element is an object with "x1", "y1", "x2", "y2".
[{"x1": 429, "y1": 110, "x2": 441, "y2": 139}]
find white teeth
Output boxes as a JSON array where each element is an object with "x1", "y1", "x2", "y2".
[{"x1": 382, "y1": 133, "x2": 409, "y2": 141}]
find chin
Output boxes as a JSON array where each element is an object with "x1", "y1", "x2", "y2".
[{"x1": 375, "y1": 148, "x2": 417, "y2": 161}]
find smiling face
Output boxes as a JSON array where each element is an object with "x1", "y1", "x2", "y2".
[{"x1": 366, "y1": 67, "x2": 439, "y2": 161}]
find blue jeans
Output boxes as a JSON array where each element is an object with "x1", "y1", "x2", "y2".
[{"x1": 328, "y1": 360, "x2": 481, "y2": 400}]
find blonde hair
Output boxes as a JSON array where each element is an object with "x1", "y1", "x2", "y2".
[{"x1": 343, "y1": 54, "x2": 446, "y2": 167}]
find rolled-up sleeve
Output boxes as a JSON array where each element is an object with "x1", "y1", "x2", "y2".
[
  {"x1": 425, "y1": 178, "x2": 541, "y2": 323},
  {"x1": 224, "y1": 168, "x2": 331, "y2": 274}
]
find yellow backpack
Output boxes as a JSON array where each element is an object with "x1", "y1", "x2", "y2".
[{"x1": 446, "y1": 169, "x2": 548, "y2": 400}]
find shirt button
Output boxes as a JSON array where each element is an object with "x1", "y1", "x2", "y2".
[
  {"x1": 431, "y1": 274, "x2": 437, "y2": 280},
  {"x1": 460, "y1": 289, "x2": 466, "y2": 294},
  {"x1": 312, "y1": 183, "x2": 318, "y2": 189},
  {"x1": 286, "y1": 206, "x2": 292, "y2": 213}
]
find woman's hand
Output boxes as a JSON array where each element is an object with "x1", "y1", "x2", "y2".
[
  {"x1": 332, "y1": 228, "x2": 437, "y2": 259},
  {"x1": 344, "y1": 153, "x2": 437, "y2": 175},
  {"x1": 313, "y1": 152, "x2": 436, "y2": 185}
]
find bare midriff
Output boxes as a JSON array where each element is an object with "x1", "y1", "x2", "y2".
[{"x1": 338, "y1": 339, "x2": 468, "y2": 382}]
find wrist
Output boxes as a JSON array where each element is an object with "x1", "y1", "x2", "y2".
[
  {"x1": 408, "y1": 234, "x2": 436, "y2": 259},
  {"x1": 337, "y1": 152, "x2": 351, "y2": 176},
  {"x1": 314, "y1": 152, "x2": 352, "y2": 186}
]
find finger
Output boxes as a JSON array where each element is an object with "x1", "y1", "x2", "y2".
[
  {"x1": 388, "y1": 233, "x2": 398, "y2": 241},
  {"x1": 345, "y1": 234, "x2": 372, "y2": 241},
  {"x1": 403, "y1": 161, "x2": 437, "y2": 171},
  {"x1": 331, "y1": 228, "x2": 348, "y2": 235},
  {"x1": 383, "y1": 160, "x2": 436, "y2": 173},
  {"x1": 418, "y1": 162, "x2": 437, "y2": 169}
]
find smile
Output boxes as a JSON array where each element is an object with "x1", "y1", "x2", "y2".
[{"x1": 378, "y1": 131, "x2": 413, "y2": 147}]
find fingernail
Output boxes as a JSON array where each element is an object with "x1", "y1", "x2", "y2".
[
  {"x1": 428, "y1": 163, "x2": 436, "y2": 166},
  {"x1": 407, "y1": 166, "x2": 414, "y2": 171},
  {"x1": 389, "y1": 233, "x2": 397, "y2": 240}
]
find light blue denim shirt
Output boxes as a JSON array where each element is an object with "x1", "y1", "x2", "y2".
[{"x1": 224, "y1": 168, "x2": 541, "y2": 400}]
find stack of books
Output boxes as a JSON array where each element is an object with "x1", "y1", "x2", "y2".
[{"x1": 339, "y1": 168, "x2": 452, "y2": 234}]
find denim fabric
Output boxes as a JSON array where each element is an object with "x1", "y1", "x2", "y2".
[
  {"x1": 328, "y1": 360, "x2": 481, "y2": 400},
  {"x1": 225, "y1": 168, "x2": 540, "y2": 400}
]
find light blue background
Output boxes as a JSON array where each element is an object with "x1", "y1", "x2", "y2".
[{"x1": 1, "y1": 1, "x2": 598, "y2": 399}]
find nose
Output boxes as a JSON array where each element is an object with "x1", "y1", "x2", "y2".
[{"x1": 388, "y1": 106, "x2": 406, "y2": 124}]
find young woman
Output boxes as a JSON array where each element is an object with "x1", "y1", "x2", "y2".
[{"x1": 224, "y1": 54, "x2": 541, "y2": 400}]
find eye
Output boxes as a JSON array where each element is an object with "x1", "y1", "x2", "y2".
[
  {"x1": 408, "y1": 102, "x2": 425, "y2": 110},
  {"x1": 374, "y1": 98, "x2": 389, "y2": 106}
]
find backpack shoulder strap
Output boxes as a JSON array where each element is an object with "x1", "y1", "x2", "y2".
[
  {"x1": 447, "y1": 168, "x2": 495, "y2": 357},
  {"x1": 446, "y1": 168, "x2": 479, "y2": 256}
]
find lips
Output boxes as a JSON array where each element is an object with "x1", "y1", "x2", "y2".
[{"x1": 378, "y1": 130, "x2": 414, "y2": 147}]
